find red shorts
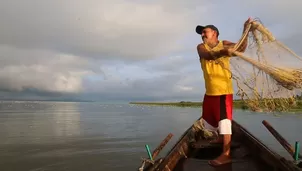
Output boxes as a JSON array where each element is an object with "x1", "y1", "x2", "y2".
[{"x1": 201, "y1": 94, "x2": 233, "y2": 134}]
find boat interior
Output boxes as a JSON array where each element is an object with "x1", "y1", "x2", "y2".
[
  {"x1": 173, "y1": 132, "x2": 274, "y2": 171},
  {"x1": 158, "y1": 120, "x2": 300, "y2": 171},
  {"x1": 140, "y1": 119, "x2": 301, "y2": 171}
]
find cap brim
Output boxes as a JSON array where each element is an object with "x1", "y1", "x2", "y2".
[{"x1": 196, "y1": 25, "x2": 205, "y2": 34}]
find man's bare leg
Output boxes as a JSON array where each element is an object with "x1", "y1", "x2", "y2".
[
  {"x1": 210, "y1": 133, "x2": 223, "y2": 144},
  {"x1": 209, "y1": 134, "x2": 232, "y2": 166},
  {"x1": 222, "y1": 134, "x2": 231, "y2": 156}
]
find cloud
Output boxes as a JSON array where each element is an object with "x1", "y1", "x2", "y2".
[
  {"x1": 0, "y1": 0, "x2": 301, "y2": 101},
  {"x1": 0, "y1": 0, "x2": 201, "y2": 60},
  {"x1": 0, "y1": 45, "x2": 95, "y2": 93},
  {"x1": 81, "y1": 55, "x2": 205, "y2": 101},
  {"x1": 83, "y1": 73, "x2": 204, "y2": 102}
]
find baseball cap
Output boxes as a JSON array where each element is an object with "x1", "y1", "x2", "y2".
[{"x1": 196, "y1": 25, "x2": 219, "y2": 36}]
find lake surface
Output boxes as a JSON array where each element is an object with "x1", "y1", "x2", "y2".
[{"x1": 0, "y1": 101, "x2": 301, "y2": 171}]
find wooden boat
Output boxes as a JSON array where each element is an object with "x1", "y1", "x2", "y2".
[{"x1": 138, "y1": 117, "x2": 302, "y2": 171}]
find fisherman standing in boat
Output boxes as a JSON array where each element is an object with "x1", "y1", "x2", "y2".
[{"x1": 196, "y1": 17, "x2": 252, "y2": 166}]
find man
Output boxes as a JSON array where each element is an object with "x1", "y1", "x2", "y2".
[{"x1": 196, "y1": 17, "x2": 252, "y2": 166}]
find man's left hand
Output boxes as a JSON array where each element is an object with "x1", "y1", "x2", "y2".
[{"x1": 244, "y1": 17, "x2": 253, "y2": 27}]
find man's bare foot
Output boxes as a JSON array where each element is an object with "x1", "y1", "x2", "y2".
[{"x1": 208, "y1": 154, "x2": 232, "y2": 167}]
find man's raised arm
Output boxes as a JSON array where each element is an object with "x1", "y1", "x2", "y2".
[
  {"x1": 221, "y1": 18, "x2": 253, "y2": 54},
  {"x1": 197, "y1": 44, "x2": 230, "y2": 60},
  {"x1": 223, "y1": 40, "x2": 236, "y2": 49},
  {"x1": 235, "y1": 18, "x2": 253, "y2": 52}
]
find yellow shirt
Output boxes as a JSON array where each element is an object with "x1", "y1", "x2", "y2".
[{"x1": 200, "y1": 40, "x2": 233, "y2": 95}]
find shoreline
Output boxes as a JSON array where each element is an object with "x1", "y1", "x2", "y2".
[
  {"x1": 129, "y1": 100, "x2": 245, "y2": 108},
  {"x1": 129, "y1": 100, "x2": 302, "y2": 112}
]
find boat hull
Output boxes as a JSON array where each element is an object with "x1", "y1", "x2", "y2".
[{"x1": 138, "y1": 117, "x2": 301, "y2": 171}]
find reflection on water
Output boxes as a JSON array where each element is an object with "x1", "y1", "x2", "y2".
[
  {"x1": 0, "y1": 102, "x2": 301, "y2": 171},
  {"x1": 0, "y1": 101, "x2": 80, "y2": 144},
  {"x1": 53, "y1": 103, "x2": 80, "y2": 137}
]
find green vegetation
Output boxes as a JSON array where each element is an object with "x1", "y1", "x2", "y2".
[
  {"x1": 129, "y1": 101, "x2": 202, "y2": 108},
  {"x1": 129, "y1": 99, "x2": 302, "y2": 112},
  {"x1": 129, "y1": 100, "x2": 246, "y2": 108}
]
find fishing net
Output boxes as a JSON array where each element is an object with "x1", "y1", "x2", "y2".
[{"x1": 228, "y1": 18, "x2": 302, "y2": 112}]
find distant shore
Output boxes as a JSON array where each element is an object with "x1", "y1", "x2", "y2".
[
  {"x1": 129, "y1": 99, "x2": 302, "y2": 112},
  {"x1": 129, "y1": 100, "x2": 246, "y2": 108}
]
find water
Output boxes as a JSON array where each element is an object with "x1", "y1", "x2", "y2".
[{"x1": 0, "y1": 101, "x2": 301, "y2": 171}]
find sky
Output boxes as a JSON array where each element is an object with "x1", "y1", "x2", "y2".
[{"x1": 0, "y1": 0, "x2": 301, "y2": 102}]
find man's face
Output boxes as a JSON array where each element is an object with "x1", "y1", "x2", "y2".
[{"x1": 201, "y1": 28, "x2": 216, "y2": 43}]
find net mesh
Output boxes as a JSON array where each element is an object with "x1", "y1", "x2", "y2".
[{"x1": 228, "y1": 18, "x2": 302, "y2": 112}]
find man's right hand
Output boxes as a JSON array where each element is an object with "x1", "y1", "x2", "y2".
[{"x1": 227, "y1": 48, "x2": 236, "y2": 56}]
